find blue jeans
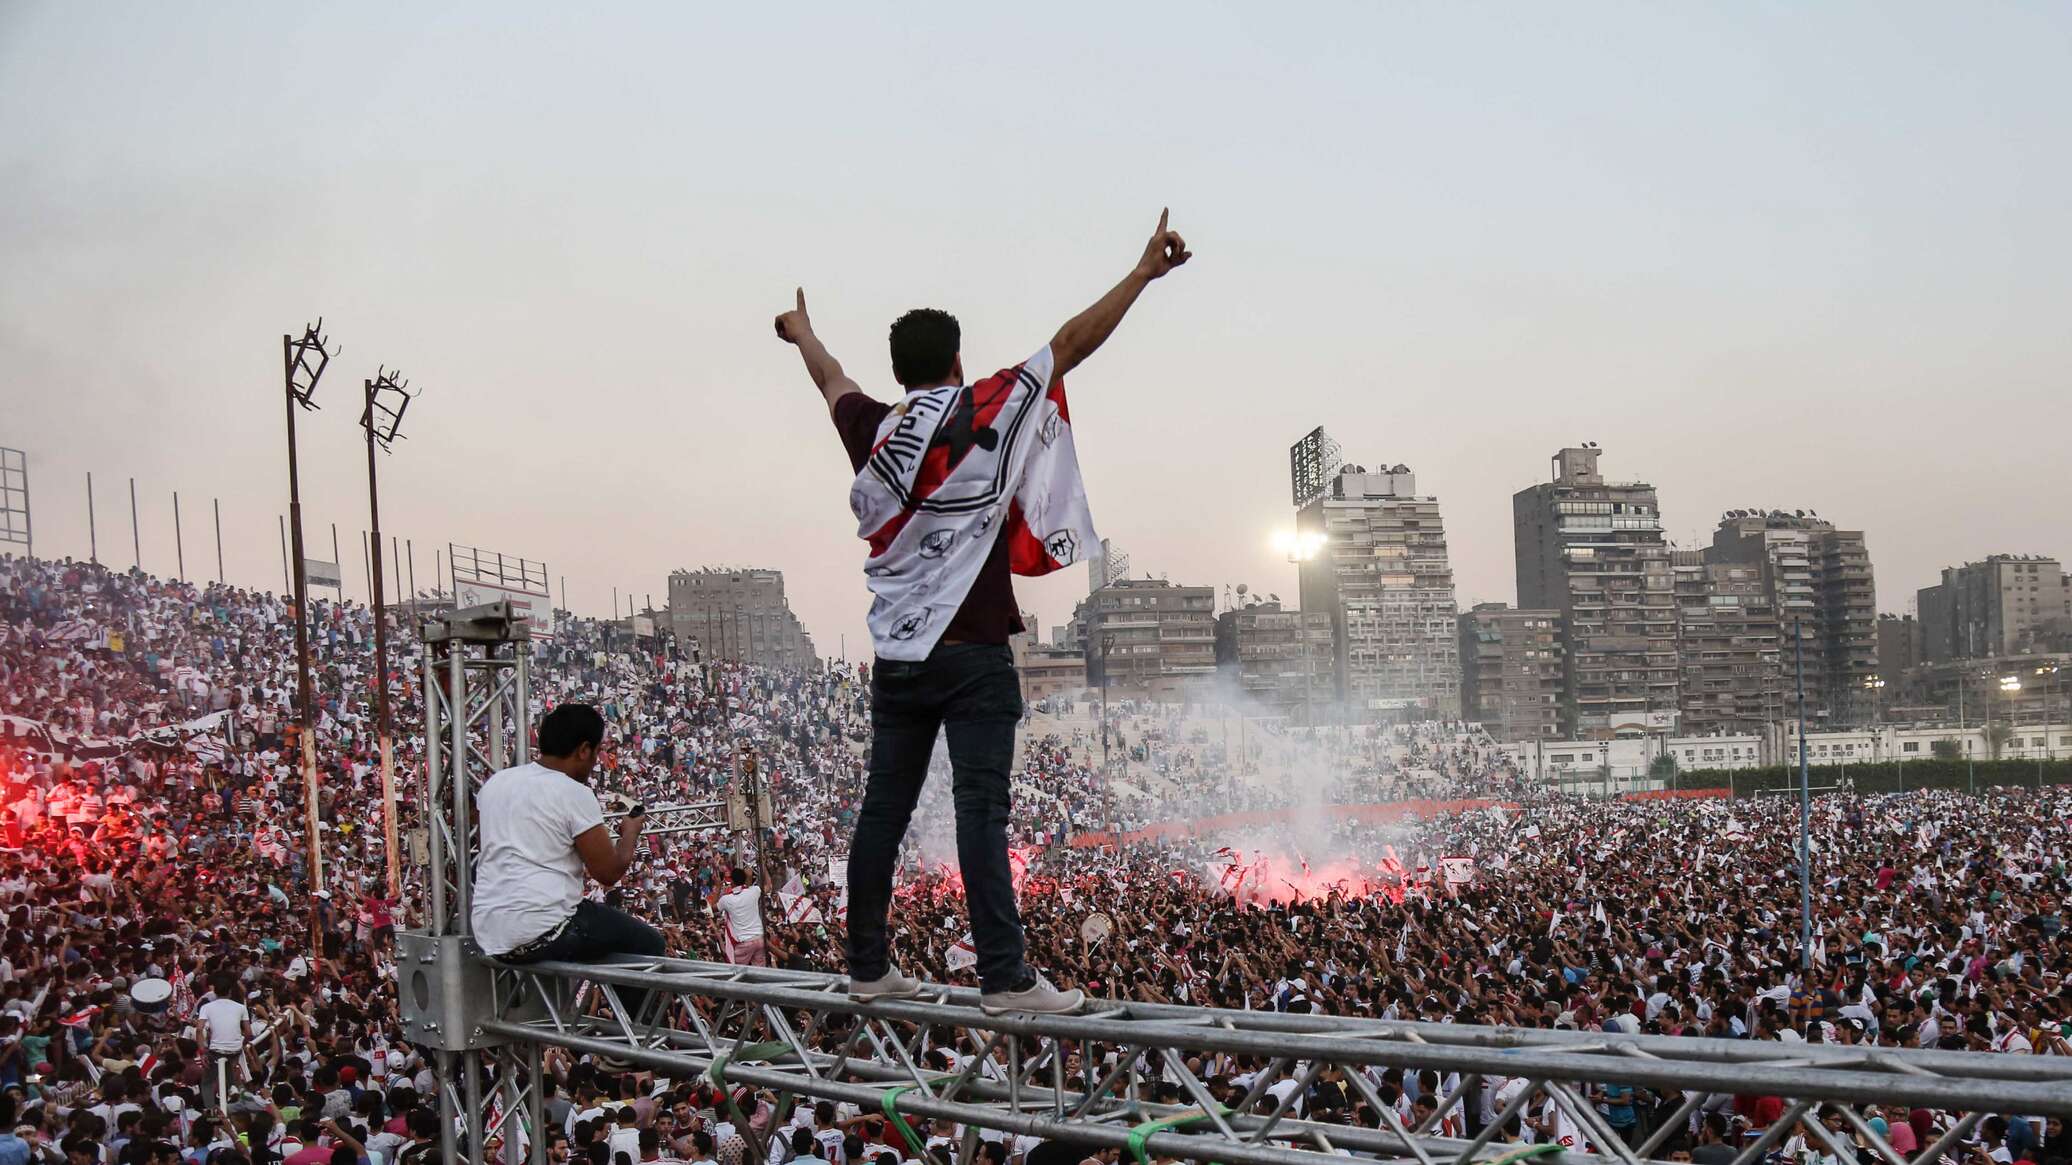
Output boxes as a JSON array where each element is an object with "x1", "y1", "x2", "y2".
[
  {"x1": 848, "y1": 643, "x2": 1027, "y2": 992},
  {"x1": 504, "y1": 899, "x2": 666, "y2": 1019}
]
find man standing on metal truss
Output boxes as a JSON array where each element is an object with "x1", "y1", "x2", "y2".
[{"x1": 776, "y1": 210, "x2": 1192, "y2": 1014}]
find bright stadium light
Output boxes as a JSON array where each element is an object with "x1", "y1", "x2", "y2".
[{"x1": 1273, "y1": 529, "x2": 1326, "y2": 562}]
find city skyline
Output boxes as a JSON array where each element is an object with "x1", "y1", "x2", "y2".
[{"x1": 4, "y1": 4, "x2": 2068, "y2": 659}]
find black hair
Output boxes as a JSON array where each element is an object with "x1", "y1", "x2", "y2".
[
  {"x1": 729, "y1": 868, "x2": 749, "y2": 887},
  {"x1": 538, "y1": 704, "x2": 605, "y2": 758},
  {"x1": 888, "y1": 309, "x2": 960, "y2": 387}
]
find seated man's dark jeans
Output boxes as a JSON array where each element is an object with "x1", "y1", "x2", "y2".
[
  {"x1": 848, "y1": 642, "x2": 1027, "y2": 993},
  {"x1": 503, "y1": 899, "x2": 667, "y2": 1021}
]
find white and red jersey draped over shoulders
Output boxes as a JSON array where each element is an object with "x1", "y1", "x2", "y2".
[{"x1": 848, "y1": 345, "x2": 1096, "y2": 661}]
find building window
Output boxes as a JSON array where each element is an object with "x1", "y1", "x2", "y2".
[{"x1": 1902, "y1": 741, "x2": 1919, "y2": 753}]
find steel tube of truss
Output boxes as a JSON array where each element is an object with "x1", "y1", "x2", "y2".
[
  {"x1": 480, "y1": 1020, "x2": 1399, "y2": 1165},
  {"x1": 577, "y1": 1014, "x2": 1520, "y2": 1165},
  {"x1": 500, "y1": 958, "x2": 2072, "y2": 1117},
  {"x1": 498, "y1": 957, "x2": 2072, "y2": 1088}
]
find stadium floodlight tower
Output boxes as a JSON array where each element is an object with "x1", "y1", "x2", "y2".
[
  {"x1": 363, "y1": 365, "x2": 417, "y2": 900},
  {"x1": 281, "y1": 319, "x2": 336, "y2": 968}
]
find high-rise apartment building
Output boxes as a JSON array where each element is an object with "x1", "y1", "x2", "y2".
[
  {"x1": 1297, "y1": 464, "x2": 1460, "y2": 716},
  {"x1": 1512, "y1": 446, "x2": 1677, "y2": 737},
  {"x1": 666, "y1": 567, "x2": 817, "y2": 670},
  {"x1": 1672, "y1": 550, "x2": 1783, "y2": 736},
  {"x1": 1074, "y1": 577, "x2": 1218, "y2": 702},
  {"x1": 1214, "y1": 600, "x2": 1336, "y2": 719},
  {"x1": 1456, "y1": 603, "x2": 1565, "y2": 741},
  {"x1": 1918, "y1": 556, "x2": 2072, "y2": 661},
  {"x1": 1876, "y1": 614, "x2": 1921, "y2": 681},
  {"x1": 1706, "y1": 513, "x2": 1877, "y2": 725}
]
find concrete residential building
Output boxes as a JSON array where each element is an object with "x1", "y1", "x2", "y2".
[
  {"x1": 1513, "y1": 446, "x2": 1677, "y2": 737},
  {"x1": 1008, "y1": 612, "x2": 1086, "y2": 702},
  {"x1": 1918, "y1": 555, "x2": 2072, "y2": 661},
  {"x1": 1075, "y1": 577, "x2": 1218, "y2": 702},
  {"x1": 1672, "y1": 551, "x2": 1784, "y2": 737},
  {"x1": 1214, "y1": 599, "x2": 1336, "y2": 720},
  {"x1": 666, "y1": 567, "x2": 817, "y2": 670},
  {"x1": 1877, "y1": 614, "x2": 1921, "y2": 683},
  {"x1": 1457, "y1": 603, "x2": 1565, "y2": 742},
  {"x1": 1704, "y1": 512, "x2": 1876, "y2": 725},
  {"x1": 1010, "y1": 639, "x2": 1088, "y2": 703},
  {"x1": 1904, "y1": 651, "x2": 2072, "y2": 731},
  {"x1": 1297, "y1": 464, "x2": 1461, "y2": 717}
]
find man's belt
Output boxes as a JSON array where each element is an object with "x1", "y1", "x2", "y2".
[{"x1": 500, "y1": 913, "x2": 575, "y2": 961}]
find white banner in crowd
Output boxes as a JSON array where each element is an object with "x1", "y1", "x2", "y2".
[{"x1": 0, "y1": 709, "x2": 229, "y2": 765}]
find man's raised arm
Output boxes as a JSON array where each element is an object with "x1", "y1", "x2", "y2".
[
  {"x1": 1050, "y1": 208, "x2": 1192, "y2": 378},
  {"x1": 774, "y1": 288, "x2": 863, "y2": 414}
]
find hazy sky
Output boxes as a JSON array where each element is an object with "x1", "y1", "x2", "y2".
[{"x1": 4, "y1": 3, "x2": 2068, "y2": 656}]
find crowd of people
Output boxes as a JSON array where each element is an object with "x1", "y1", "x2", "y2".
[{"x1": 3, "y1": 553, "x2": 2070, "y2": 1165}]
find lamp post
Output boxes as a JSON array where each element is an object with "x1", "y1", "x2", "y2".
[
  {"x1": 281, "y1": 319, "x2": 336, "y2": 971},
  {"x1": 1794, "y1": 618, "x2": 1811, "y2": 972},
  {"x1": 1864, "y1": 674, "x2": 1893, "y2": 789},
  {"x1": 1098, "y1": 626, "x2": 1118, "y2": 837},
  {"x1": 2000, "y1": 673, "x2": 2024, "y2": 787},
  {"x1": 1863, "y1": 675, "x2": 1886, "y2": 784},
  {"x1": 1272, "y1": 529, "x2": 1327, "y2": 728},
  {"x1": 361, "y1": 366, "x2": 416, "y2": 902},
  {"x1": 2040, "y1": 664, "x2": 2064, "y2": 788},
  {"x1": 1959, "y1": 669, "x2": 1975, "y2": 796}
]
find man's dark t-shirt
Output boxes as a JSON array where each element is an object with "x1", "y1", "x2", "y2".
[{"x1": 832, "y1": 391, "x2": 1022, "y2": 648}]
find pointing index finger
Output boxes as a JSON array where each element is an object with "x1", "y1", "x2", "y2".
[
  {"x1": 1156, "y1": 208, "x2": 1169, "y2": 234},
  {"x1": 796, "y1": 287, "x2": 807, "y2": 312}
]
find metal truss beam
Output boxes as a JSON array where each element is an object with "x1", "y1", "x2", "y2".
[
  {"x1": 407, "y1": 600, "x2": 2072, "y2": 1165},
  {"x1": 605, "y1": 800, "x2": 731, "y2": 837},
  {"x1": 472, "y1": 955, "x2": 2072, "y2": 1165}
]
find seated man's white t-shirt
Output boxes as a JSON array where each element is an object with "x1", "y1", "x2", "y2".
[
  {"x1": 197, "y1": 995, "x2": 250, "y2": 1053},
  {"x1": 471, "y1": 761, "x2": 606, "y2": 955},
  {"x1": 717, "y1": 886, "x2": 764, "y2": 945}
]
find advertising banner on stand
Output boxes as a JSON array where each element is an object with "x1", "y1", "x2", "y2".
[{"x1": 452, "y1": 575, "x2": 554, "y2": 637}]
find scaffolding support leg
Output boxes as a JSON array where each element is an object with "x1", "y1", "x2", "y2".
[
  {"x1": 438, "y1": 1050, "x2": 460, "y2": 1165},
  {"x1": 464, "y1": 1050, "x2": 486, "y2": 1165}
]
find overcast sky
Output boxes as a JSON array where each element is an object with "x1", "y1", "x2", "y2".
[{"x1": 4, "y1": 3, "x2": 2067, "y2": 656}]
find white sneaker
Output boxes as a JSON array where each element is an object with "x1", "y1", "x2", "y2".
[
  {"x1": 980, "y1": 972, "x2": 1085, "y2": 1016},
  {"x1": 849, "y1": 969, "x2": 925, "y2": 1001}
]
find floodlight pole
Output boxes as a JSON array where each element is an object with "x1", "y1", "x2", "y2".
[
  {"x1": 283, "y1": 321, "x2": 334, "y2": 973},
  {"x1": 364, "y1": 367, "x2": 414, "y2": 903}
]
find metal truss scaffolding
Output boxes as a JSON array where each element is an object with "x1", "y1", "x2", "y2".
[{"x1": 403, "y1": 606, "x2": 2072, "y2": 1165}]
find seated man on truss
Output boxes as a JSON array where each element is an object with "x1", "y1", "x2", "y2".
[{"x1": 473, "y1": 704, "x2": 665, "y2": 1010}]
